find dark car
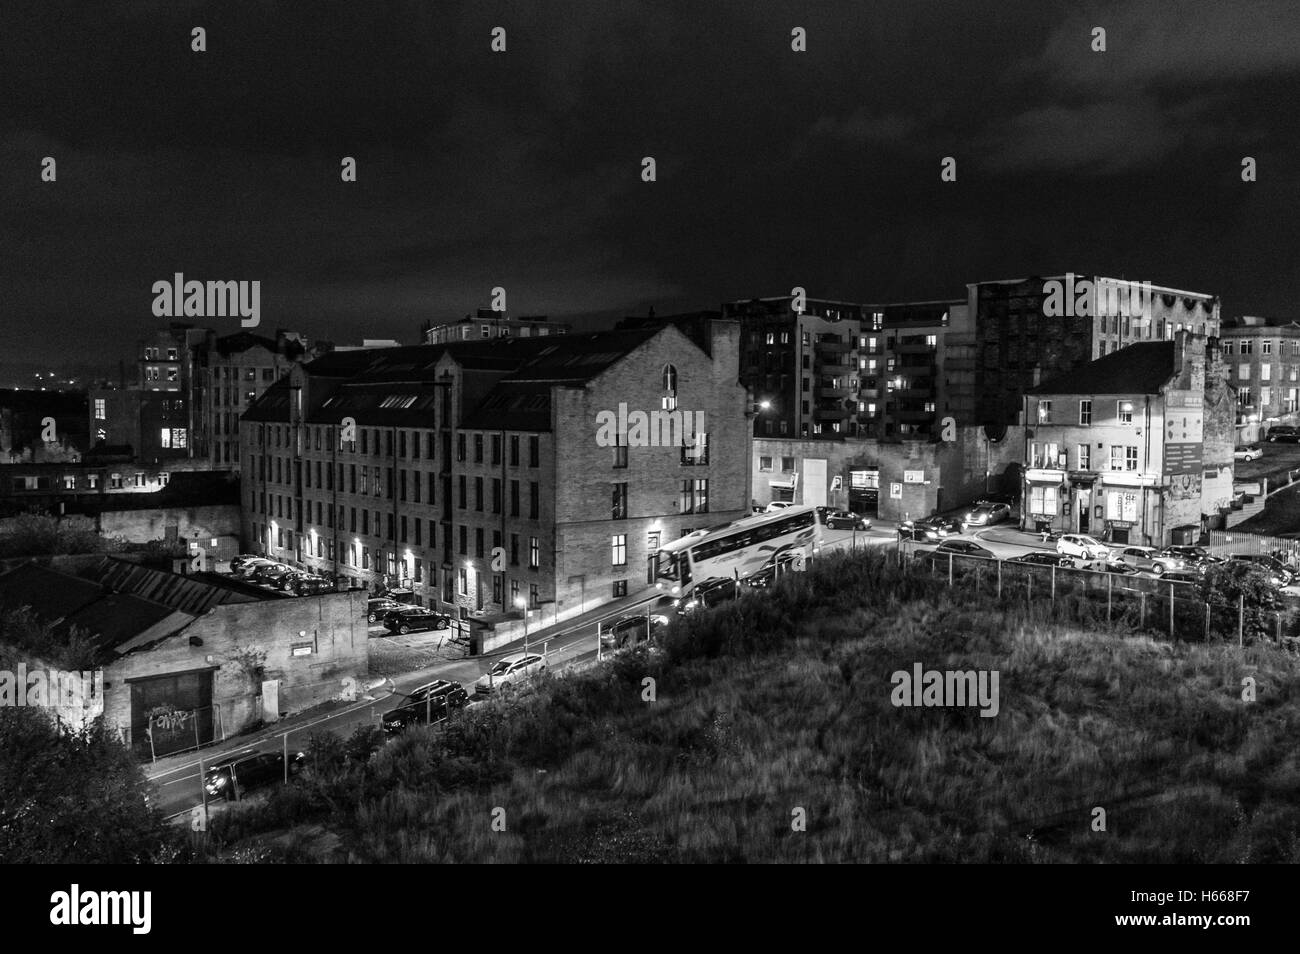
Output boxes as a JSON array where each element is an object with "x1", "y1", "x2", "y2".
[
  {"x1": 204, "y1": 749, "x2": 306, "y2": 801},
  {"x1": 1162, "y1": 546, "x2": 1221, "y2": 571},
  {"x1": 1268, "y1": 425, "x2": 1300, "y2": 443},
  {"x1": 229, "y1": 554, "x2": 263, "y2": 574},
  {"x1": 1008, "y1": 552, "x2": 1077, "y2": 568},
  {"x1": 384, "y1": 607, "x2": 453, "y2": 634},
  {"x1": 277, "y1": 570, "x2": 317, "y2": 591},
  {"x1": 680, "y1": 577, "x2": 741, "y2": 615},
  {"x1": 291, "y1": 575, "x2": 335, "y2": 596},
  {"x1": 250, "y1": 562, "x2": 295, "y2": 586},
  {"x1": 1227, "y1": 554, "x2": 1294, "y2": 586},
  {"x1": 367, "y1": 598, "x2": 412, "y2": 624},
  {"x1": 898, "y1": 516, "x2": 962, "y2": 542},
  {"x1": 742, "y1": 551, "x2": 803, "y2": 588},
  {"x1": 822, "y1": 509, "x2": 872, "y2": 531},
  {"x1": 917, "y1": 540, "x2": 996, "y2": 563},
  {"x1": 381, "y1": 680, "x2": 469, "y2": 735},
  {"x1": 601, "y1": 613, "x2": 669, "y2": 649}
]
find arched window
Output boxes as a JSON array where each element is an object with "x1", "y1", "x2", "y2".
[{"x1": 662, "y1": 364, "x2": 677, "y2": 393}]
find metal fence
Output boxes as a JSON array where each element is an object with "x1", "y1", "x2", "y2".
[
  {"x1": 1205, "y1": 529, "x2": 1300, "y2": 559},
  {"x1": 906, "y1": 545, "x2": 1299, "y2": 646}
]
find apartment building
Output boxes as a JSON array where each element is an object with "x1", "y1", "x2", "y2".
[
  {"x1": 1021, "y1": 332, "x2": 1234, "y2": 546},
  {"x1": 969, "y1": 275, "x2": 1220, "y2": 427},
  {"x1": 239, "y1": 321, "x2": 749, "y2": 628},
  {"x1": 1218, "y1": 315, "x2": 1300, "y2": 439},
  {"x1": 722, "y1": 294, "x2": 966, "y2": 441},
  {"x1": 201, "y1": 331, "x2": 312, "y2": 470},
  {"x1": 420, "y1": 309, "x2": 570, "y2": 345}
]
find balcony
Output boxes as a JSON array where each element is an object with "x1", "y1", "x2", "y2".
[
  {"x1": 815, "y1": 356, "x2": 853, "y2": 373},
  {"x1": 814, "y1": 406, "x2": 851, "y2": 421},
  {"x1": 815, "y1": 385, "x2": 852, "y2": 399},
  {"x1": 894, "y1": 409, "x2": 935, "y2": 423},
  {"x1": 893, "y1": 342, "x2": 937, "y2": 355}
]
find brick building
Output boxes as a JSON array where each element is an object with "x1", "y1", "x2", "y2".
[
  {"x1": 1218, "y1": 315, "x2": 1300, "y2": 442},
  {"x1": 1021, "y1": 332, "x2": 1234, "y2": 546},
  {"x1": 420, "y1": 309, "x2": 569, "y2": 345},
  {"x1": 239, "y1": 322, "x2": 749, "y2": 635}
]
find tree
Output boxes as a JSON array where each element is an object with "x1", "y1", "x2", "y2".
[
  {"x1": 1200, "y1": 563, "x2": 1282, "y2": 643},
  {"x1": 0, "y1": 707, "x2": 172, "y2": 862}
]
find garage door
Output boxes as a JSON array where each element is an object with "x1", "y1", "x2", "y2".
[{"x1": 130, "y1": 669, "x2": 215, "y2": 758}]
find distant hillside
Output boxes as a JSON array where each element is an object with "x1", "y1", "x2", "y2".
[{"x1": 204, "y1": 551, "x2": 1300, "y2": 863}]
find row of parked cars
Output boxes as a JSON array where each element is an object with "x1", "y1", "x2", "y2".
[
  {"x1": 381, "y1": 653, "x2": 551, "y2": 735},
  {"x1": 229, "y1": 555, "x2": 336, "y2": 596},
  {"x1": 364, "y1": 597, "x2": 454, "y2": 634}
]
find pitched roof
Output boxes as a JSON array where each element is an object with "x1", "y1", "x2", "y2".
[{"x1": 1028, "y1": 342, "x2": 1177, "y2": 396}]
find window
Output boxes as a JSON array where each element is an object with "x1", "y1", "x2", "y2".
[
  {"x1": 1241, "y1": 340, "x2": 1254, "y2": 355},
  {"x1": 509, "y1": 436, "x2": 519, "y2": 466},
  {"x1": 528, "y1": 436, "x2": 539, "y2": 467},
  {"x1": 94, "y1": 398, "x2": 106, "y2": 420},
  {"x1": 529, "y1": 583, "x2": 539, "y2": 608},
  {"x1": 1238, "y1": 364, "x2": 1251, "y2": 380},
  {"x1": 611, "y1": 534, "x2": 627, "y2": 566},
  {"x1": 1029, "y1": 485, "x2": 1058, "y2": 516},
  {"x1": 1109, "y1": 446, "x2": 1125, "y2": 471},
  {"x1": 457, "y1": 433, "x2": 466, "y2": 461},
  {"x1": 1078, "y1": 400, "x2": 1092, "y2": 425},
  {"x1": 662, "y1": 364, "x2": 677, "y2": 393},
  {"x1": 679, "y1": 478, "x2": 709, "y2": 514},
  {"x1": 759, "y1": 456, "x2": 773, "y2": 472},
  {"x1": 1262, "y1": 364, "x2": 1272, "y2": 381},
  {"x1": 1261, "y1": 386, "x2": 1272, "y2": 408},
  {"x1": 1223, "y1": 340, "x2": 1234, "y2": 355},
  {"x1": 1117, "y1": 401, "x2": 1134, "y2": 425},
  {"x1": 612, "y1": 483, "x2": 628, "y2": 520},
  {"x1": 1037, "y1": 400, "x2": 1052, "y2": 424},
  {"x1": 529, "y1": 482, "x2": 539, "y2": 519},
  {"x1": 781, "y1": 456, "x2": 795, "y2": 472},
  {"x1": 1077, "y1": 444, "x2": 1091, "y2": 470},
  {"x1": 613, "y1": 436, "x2": 628, "y2": 468},
  {"x1": 474, "y1": 434, "x2": 483, "y2": 463},
  {"x1": 1263, "y1": 341, "x2": 1273, "y2": 355},
  {"x1": 529, "y1": 536, "x2": 540, "y2": 569}
]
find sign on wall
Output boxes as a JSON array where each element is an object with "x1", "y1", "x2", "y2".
[
  {"x1": 889, "y1": 482, "x2": 903, "y2": 499},
  {"x1": 1163, "y1": 407, "x2": 1204, "y2": 476},
  {"x1": 903, "y1": 470, "x2": 925, "y2": 484}
]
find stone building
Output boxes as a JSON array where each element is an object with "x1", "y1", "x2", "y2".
[{"x1": 1021, "y1": 331, "x2": 1234, "y2": 546}]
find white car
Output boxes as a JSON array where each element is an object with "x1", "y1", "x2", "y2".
[
  {"x1": 765, "y1": 501, "x2": 795, "y2": 512},
  {"x1": 1234, "y1": 445, "x2": 1263, "y2": 461},
  {"x1": 474, "y1": 652, "x2": 548, "y2": 695},
  {"x1": 1056, "y1": 534, "x2": 1114, "y2": 562}
]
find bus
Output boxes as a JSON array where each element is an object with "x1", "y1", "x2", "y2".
[{"x1": 654, "y1": 505, "x2": 822, "y2": 601}]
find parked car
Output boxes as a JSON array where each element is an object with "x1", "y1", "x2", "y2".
[
  {"x1": 381, "y1": 680, "x2": 469, "y2": 735},
  {"x1": 963, "y1": 502, "x2": 1012, "y2": 527},
  {"x1": 1233, "y1": 445, "x2": 1263, "y2": 461},
  {"x1": 1227, "y1": 554, "x2": 1294, "y2": 586},
  {"x1": 204, "y1": 749, "x2": 306, "y2": 801},
  {"x1": 1098, "y1": 561, "x2": 1141, "y2": 576},
  {"x1": 229, "y1": 554, "x2": 263, "y2": 574},
  {"x1": 1113, "y1": 545, "x2": 1185, "y2": 575},
  {"x1": 1161, "y1": 546, "x2": 1221, "y2": 571},
  {"x1": 917, "y1": 539, "x2": 996, "y2": 563},
  {"x1": 742, "y1": 552, "x2": 802, "y2": 588},
  {"x1": 249, "y1": 562, "x2": 295, "y2": 586},
  {"x1": 1056, "y1": 534, "x2": 1114, "y2": 562},
  {"x1": 1008, "y1": 552, "x2": 1077, "y2": 568},
  {"x1": 765, "y1": 501, "x2": 794, "y2": 512},
  {"x1": 384, "y1": 607, "x2": 453, "y2": 634},
  {"x1": 600, "y1": 614, "x2": 669, "y2": 649},
  {"x1": 898, "y1": 516, "x2": 962, "y2": 542},
  {"x1": 276, "y1": 569, "x2": 317, "y2": 591},
  {"x1": 822, "y1": 509, "x2": 872, "y2": 531},
  {"x1": 1268, "y1": 425, "x2": 1300, "y2": 443},
  {"x1": 679, "y1": 577, "x2": 742, "y2": 614},
  {"x1": 367, "y1": 597, "x2": 413, "y2": 624},
  {"x1": 234, "y1": 557, "x2": 277, "y2": 579},
  {"x1": 290, "y1": 575, "x2": 335, "y2": 596},
  {"x1": 474, "y1": 652, "x2": 548, "y2": 695}
]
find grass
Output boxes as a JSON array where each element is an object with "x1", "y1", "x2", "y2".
[{"x1": 194, "y1": 549, "x2": 1300, "y2": 863}]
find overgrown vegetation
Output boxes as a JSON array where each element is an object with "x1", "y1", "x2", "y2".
[
  {"x1": 0, "y1": 606, "x2": 98, "y2": 671},
  {"x1": 188, "y1": 550, "x2": 1300, "y2": 863}
]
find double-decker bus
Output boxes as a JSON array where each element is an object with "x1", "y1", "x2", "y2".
[{"x1": 654, "y1": 505, "x2": 822, "y2": 600}]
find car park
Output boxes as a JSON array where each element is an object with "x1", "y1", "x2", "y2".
[
  {"x1": 383, "y1": 607, "x2": 453, "y2": 634},
  {"x1": 600, "y1": 614, "x2": 669, "y2": 649},
  {"x1": 474, "y1": 653, "x2": 548, "y2": 695},
  {"x1": 1113, "y1": 545, "x2": 1184, "y2": 575},
  {"x1": 1268, "y1": 425, "x2": 1300, "y2": 443},
  {"x1": 367, "y1": 598, "x2": 413, "y2": 624},
  {"x1": 822, "y1": 509, "x2": 872, "y2": 530},
  {"x1": 679, "y1": 577, "x2": 742, "y2": 614},
  {"x1": 962, "y1": 502, "x2": 1012, "y2": 527},
  {"x1": 204, "y1": 749, "x2": 306, "y2": 801},
  {"x1": 381, "y1": 680, "x2": 469, "y2": 735},
  {"x1": 1233, "y1": 445, "x2": 1263, "y2": 461},
  {"x1": 1056, "y1": 534, "x2": 1114, "y2": 562}
]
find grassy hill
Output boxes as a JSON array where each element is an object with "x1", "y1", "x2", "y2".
[{"x1": 202, "y1": 550, "x2": 1300, "y2": 863}]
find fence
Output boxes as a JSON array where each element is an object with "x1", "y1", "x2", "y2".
[
  {"x1": 905, "y1": 544, "x2": 1300, "y2": 646},
  {"x1": 1205, "y1": 528, "x2": 1300, "y2": 559}
]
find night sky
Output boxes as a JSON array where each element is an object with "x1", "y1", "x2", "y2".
[{"x1": 4, "y1": 0, "x2": 1300, "y2": 369}]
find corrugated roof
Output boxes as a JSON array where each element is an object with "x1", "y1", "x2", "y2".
[
  {"x1": 1028, "y1": 342, "x2": 1177, "y2": 396},
  {"x1": 78, "y1": 557, "x2": 262, "y2": 614}
]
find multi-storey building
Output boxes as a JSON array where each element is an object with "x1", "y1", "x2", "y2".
[
  {"x1": 420, "y1": 309, "x2": 569, "y2": 345},
  {"x1": 1218, "y1": 315, "x2": 1300, "y2": 439},
  {"x1": 240, "y1": 321, "x2": 749, "y2": 632},
  {"x1": 1021, "y1": 332, "x2": 1234, "y2": 546},
  {"x1": 723, "y1": 295, "x2": 965, "y2": 441},
  {"x1": 969, "y1": 275, "x2": 1221, "y2": 427}
]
